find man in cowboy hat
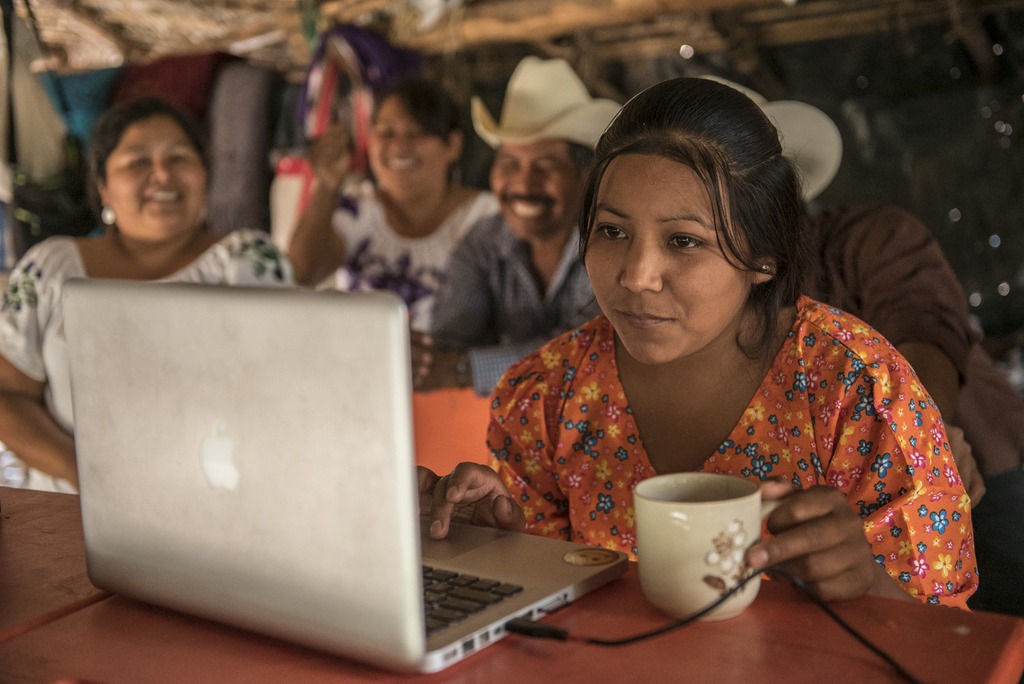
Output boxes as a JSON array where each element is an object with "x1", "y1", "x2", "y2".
[{"x1": 411, "y1": 56, "x2": 619, "y2": 394}]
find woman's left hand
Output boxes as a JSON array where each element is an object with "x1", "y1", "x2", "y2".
[{"x1": 745, "y1": 481, "x2": 912, "y2": 602}]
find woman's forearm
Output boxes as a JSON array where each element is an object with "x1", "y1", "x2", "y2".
[
  {"x1": 0, "y1": 394, "x2": 78, "y2": 486},
  {"x1": 287, "y1": 182, "x2": 347, "y2": 286}
]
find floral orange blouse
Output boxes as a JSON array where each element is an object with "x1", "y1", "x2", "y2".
[{"x1": 488, "y1": 296, "x2": 978, "y2": 608}]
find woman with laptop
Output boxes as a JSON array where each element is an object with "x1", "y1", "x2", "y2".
[
  {"x1": 420, "y1": 77, "x2": 977, "y2": 609},
  {"x1": 0, "y1": 97, "x2": 294, "y2": 493}
]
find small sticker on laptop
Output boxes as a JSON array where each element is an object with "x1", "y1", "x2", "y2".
[{"x1": 562, "y1": 548, "x2": 620, "y2": 566}]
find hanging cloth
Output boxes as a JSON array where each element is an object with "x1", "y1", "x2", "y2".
[
  {"x1": 0, "y1": 2, "x2": 67, "y2": 200},
  {"x1": 296, "y1": 24, "x2": 422, "y2": 178}
]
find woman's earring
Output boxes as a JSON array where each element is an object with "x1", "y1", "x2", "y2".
[
  {"x1": 760, "y1": 264, "x2": 772, "y2": 274},
  {"x1": 101, "y1": 205, "x2": 116, "y2": 226}
]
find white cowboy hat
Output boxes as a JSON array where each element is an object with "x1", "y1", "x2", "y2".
[
  {"x1": 702, "y1": 75, "x2": 843, "y2": 201},
  {"x1": 471, "y1": 56, "x2": 621, "y2": 150}
]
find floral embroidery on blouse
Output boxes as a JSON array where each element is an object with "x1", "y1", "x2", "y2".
[
  {"x1": 342, "y1": 237, "x2": 435, "y2": 312},
  {"x1": 487, "y1": 296, "x2": 978, "y2": 608},
  {"x1": 2, "y1": 261, "x2": 43, "y2": 313},
  {"x1": 233, "y1": 233, "x2": 290, "y2": 282}
]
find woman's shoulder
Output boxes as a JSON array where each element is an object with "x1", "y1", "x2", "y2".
[
  {"x1": 459, "y1": 189, "x2": 499, "y2": 220},
  {"x1": 498, "y1": 316, "x2": 613, "y2": 393},
  {"x1": 790, "y1": 295, "x2": 912, "y2": 382},
  {"x1": 491, "y1": 316, "x2": 614, "y2": 432},
  {"x1": 179, "y1": 229, "x2": 294, "y2": 285},
  {"x1": 795, "y1": 296, "x2": 891, "y2": 351},
  {"x1": 443, "y1": 189, "x2": 500, "y2": 244},
  {"x1": 214, "y1": 228, "x2": 278, "y2": 250},
  {"x1": 7, "y1": 237, "x2": 85, "y2": 285}
]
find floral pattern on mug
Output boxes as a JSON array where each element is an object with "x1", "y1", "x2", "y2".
[{"x1": 703, "y1": 519, "x2": 751, "y2": 596}]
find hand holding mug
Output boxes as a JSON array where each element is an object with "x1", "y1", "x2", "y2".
[{"x1": 746, "y1": 481, "x2": 912, "y2": 603}]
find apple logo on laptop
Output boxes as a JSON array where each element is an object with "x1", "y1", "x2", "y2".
[{"x1": 199, "y1": 420, "x2": 240, "y2": 490}]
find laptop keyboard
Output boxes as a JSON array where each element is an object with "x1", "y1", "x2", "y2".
[{"x1": 422, "y1": 566, "x2": 523, "y2": 635}]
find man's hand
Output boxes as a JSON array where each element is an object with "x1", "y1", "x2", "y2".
[
  {"x1": 410, "y1": 331, "x2": 470, "y2": 391},
  {"x1": 746, "y1": 482, "x2": 912, "y2": 602},
  {"x1": 417, "y1": 464, "x2": 525, "y2": 539}
]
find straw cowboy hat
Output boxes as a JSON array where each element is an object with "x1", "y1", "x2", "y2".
[
  {"x1": 471, "y1": 56, "x2": 621, "y2": 150},
  {"x1": 703, "y1": 75, "x2": 843, "y2": 202}
]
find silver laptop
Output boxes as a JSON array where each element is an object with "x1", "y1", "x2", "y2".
[{"x1": 63, "y1": 280, "x2": 627, "y2": 673}]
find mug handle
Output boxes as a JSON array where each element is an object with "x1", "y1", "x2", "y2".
[{"x1": 760, "y1": 498, "x2": 781, "y2": 520}]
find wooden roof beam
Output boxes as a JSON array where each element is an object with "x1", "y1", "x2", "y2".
[
  {"x1": 739, "y1": 0, "x2": 1024, "y2": 45},
  {"x1": 588, "y1": 14, "x2": 730, "y2": 60},
  {"x1": 396, "y1": 0, "x2": 779, "y2": 53},
  {"x1": 52, "y1": 1, "x2": 137, "y2": 58},
  {"x1": 320, "y1": 0, "x2": 393, "y2": 25}
]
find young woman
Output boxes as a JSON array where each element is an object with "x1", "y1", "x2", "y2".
[
  {"x1": 0, "y1": 97, "x2": 293, "y2": 492},
  {"x1": 420, "y1": 77, "x2": 977, "y2": 609}
]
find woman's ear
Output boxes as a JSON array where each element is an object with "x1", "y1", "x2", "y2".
[{"x1": 752, "y1": 261, "x2": 776, "y2": 284}]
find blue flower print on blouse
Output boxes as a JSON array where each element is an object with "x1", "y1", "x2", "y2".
[{"x1": 930, "y1": 509, "x2": 949, "y2": 534}]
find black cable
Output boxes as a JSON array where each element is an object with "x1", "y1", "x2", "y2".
[
  {"x1": 769, "y1": 568, "x2": 925, "y2": 684},
  {"x1": 505, "y1": 568, "x2": 761, "y2": 645},
  {"x1": 504, "y1": 567, "x2": 925, "y2": 684}
]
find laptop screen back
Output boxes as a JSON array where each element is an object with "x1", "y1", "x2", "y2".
[{"x1": 64, "y1": 280, "x2": 428, "y2": 668}]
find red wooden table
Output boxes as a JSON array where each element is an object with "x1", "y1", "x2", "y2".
[
  {"x1": 0, "y1": 488, "x2": 109, "y2": 642},
  {"x1": 2, "y1": 487, "x2": 1023, "y2": 684}
]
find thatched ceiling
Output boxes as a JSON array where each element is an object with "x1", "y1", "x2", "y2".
[{"x1": 14, "y1": 0, "x2": 1024, "y2": 82}]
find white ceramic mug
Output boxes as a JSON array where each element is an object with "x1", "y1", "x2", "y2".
[{"x1": 634, "y1": 472, "x2": 776, "y2": 621}]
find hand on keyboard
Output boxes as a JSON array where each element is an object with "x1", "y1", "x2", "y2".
[{"x1": 417, "y1": 463, "x2": 526, "y2": 540}]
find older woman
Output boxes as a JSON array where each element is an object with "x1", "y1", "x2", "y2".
[
  {"x1": 287, "y1": 77, "x2": 497, "y2": 331},
  {"x1": 420, "y1": 78, "x2": 977, "y2": 609},
  {"x1": 0, "y1": 97, "x2": 293, "y2": 492}
]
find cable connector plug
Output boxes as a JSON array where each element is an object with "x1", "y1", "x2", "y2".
[{"x1": 504, "y1": 617, "x2": 569, "y2": 640}]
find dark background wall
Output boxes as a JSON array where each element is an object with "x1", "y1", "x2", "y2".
[
  {"x1": 437, "y1": 10, "x2": 1024, "y2": 357},
  {"x1": 774, "y1": 12, "x2": 1024, "y2": 348}
]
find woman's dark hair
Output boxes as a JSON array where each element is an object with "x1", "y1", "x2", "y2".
[
  {"x1": 373, "y1": 77, "x2": 463, "y2": 140},
  {"x1": 578, "y1": 77, "x2": 807, "y2": 359},
  {"x1": 87, "y1": 97, "x2": 209, "y2": 213}
]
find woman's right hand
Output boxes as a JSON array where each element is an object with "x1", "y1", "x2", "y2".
[
  {"x1": 417, "y1": 463, "x2": 525, "y2": 539},
  {"x1": 308, "y1": 122, "x2": 352, "y2": 192},
  {"x1": 0, "y1": 355, "x2": 78, "y2": 487},
  {"x1": 746, "y1": 482, "x2": 912, "y2": 602}
]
